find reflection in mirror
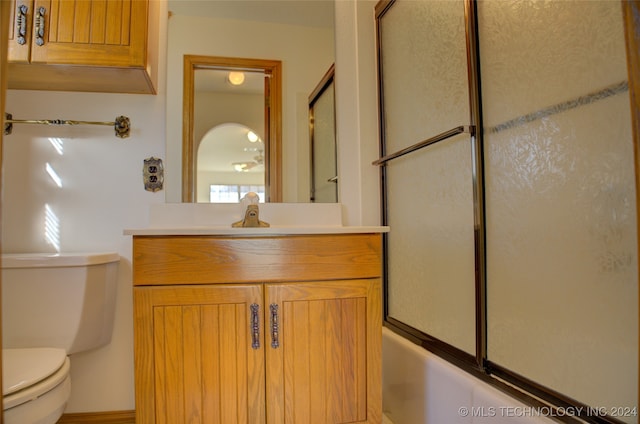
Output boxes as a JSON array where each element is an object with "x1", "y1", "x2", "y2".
[
  {"x1": 182, "y1": 55, "x2": 282, "y2": 202},
  {"x1": 166, "y1": 2, "x2": 335, "y2": 203},
  {"x1": 193, "y1": 67, "x2": 266, "y2": 203},
  {"x1": 198, "y1": 123, "x2": 266, "y2": 203},
  {"x1": 309, "y1": 64, "x2": 337, "y2": 202}
]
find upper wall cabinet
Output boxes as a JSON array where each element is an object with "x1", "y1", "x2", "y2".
[{"x1": 7, "y1": 0, "x2": 159, "y2": 94}]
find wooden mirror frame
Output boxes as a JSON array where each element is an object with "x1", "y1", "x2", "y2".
[{"x1": 182, "y1": 55, "x2": 283, "y2": 202}]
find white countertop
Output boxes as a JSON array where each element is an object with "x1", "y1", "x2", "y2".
[
  {"x1": 124, "y1": 203, "x2": 389, "y2": 236},
  {"x1": 124, "y1": 226, "x2": 389, "y2": 236}
]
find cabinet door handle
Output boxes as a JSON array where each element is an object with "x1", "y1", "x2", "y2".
[
  {"x1": 270, "y1": 304, "x2": 279, "y2": 348},
  {"x1": 16, "y1": 4, "x2": 28, "y2": 45},
  {"x1": 250, "y1": 303, "x2": 260, "y2": 349},
  {"x1": 34, "y1": 7, "x2": 46, "y2": 46}
]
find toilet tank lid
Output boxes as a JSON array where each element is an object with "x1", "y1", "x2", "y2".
[{"x1": 1, "y1": 252, "x2": 120, "y2": 268}]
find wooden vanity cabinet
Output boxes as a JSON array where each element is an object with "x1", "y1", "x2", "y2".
[
  {"x1": 132, "y1": 234, "x2": 383, "y2": 424},
  {"x1": 7, "y1": 0, "x2": 159, "y2": 93},
  {"x1": 134, "y1": 284, "x2": 266, "y2": 423}
]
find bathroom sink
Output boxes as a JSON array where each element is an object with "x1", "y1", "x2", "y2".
[
  {"x1": 124, "y1": 203, "x2": 389, "y2": 236},
  {"x1": 148, "y1": 202, "x2": 343, "y2": 227}
]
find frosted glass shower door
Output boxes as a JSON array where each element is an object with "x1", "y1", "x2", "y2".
[
  {"x1": 479, "y1": 0, "x2": 638, "y2": 416},
  {"x1": 378, "y1": 0, "x2": 476, "y2": 355}
]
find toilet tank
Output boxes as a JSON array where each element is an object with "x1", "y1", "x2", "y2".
[{"x1": 1, "y1": 252, "x2": 119, "y2": 355}]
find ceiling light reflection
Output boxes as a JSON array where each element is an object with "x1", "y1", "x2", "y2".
[
  {"x1": 228, "y1": 71, "x2": 245, "y2": 85},
  {"x1": 247, "y1": 131, "x2": 259, "y2": 143}
]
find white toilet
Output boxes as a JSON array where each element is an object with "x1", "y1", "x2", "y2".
[{"x1": 1, "y1": 252, "x2": 119, "y2": 424}]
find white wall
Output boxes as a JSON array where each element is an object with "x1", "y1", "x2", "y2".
[
  {"x1": 334, "y1": 0, "x2": 381, "y2": 226},
  {"x1": 1, "y1": 2, "x2": 168, "y2": 413},
  {"x1": 194, "y1": 92, "x2": 264, "y2": 150},
  {"x1": 2, "y1": 91, "x2": 166, "y2": 412}
]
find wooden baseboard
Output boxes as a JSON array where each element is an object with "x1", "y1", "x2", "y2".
[{"x1": 57, "y1": 410, "x2": 135, "y2": 424}]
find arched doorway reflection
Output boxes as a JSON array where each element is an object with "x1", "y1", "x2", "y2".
[{"x1": 196, "y1": 122, "x2": 265, "y2": 203}]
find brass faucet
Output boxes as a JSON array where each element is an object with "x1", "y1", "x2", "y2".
[{"x1": 232, "y1": 192, "x2": 270, "y2": 228}]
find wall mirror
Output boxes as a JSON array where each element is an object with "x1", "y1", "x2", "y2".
[
  {"x1": 183, "y1": 55, "x2": 282, "y2": 202},
  {"x1": 167, "y1": 1, "x2": 335, "y2": 203}
]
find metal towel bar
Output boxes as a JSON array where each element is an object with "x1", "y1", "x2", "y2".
[
  {"x1": 372, "y1": 125, "x2": 474, "y2": 166},
  {"x1": 4, "y1": 113, "x2": 131, "y2": 138}
]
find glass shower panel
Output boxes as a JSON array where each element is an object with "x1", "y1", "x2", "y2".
[
  {"x1": 386, "y1": 135, "x2": 476, "y2": 354},
  {"x1": 480, "y1": 0, "x2": 637, "y2": 414},
  {"x1": 379, "y1": 0, "x2": 475, "y2": 355},
  {"x1": 378, "y1": 0, "x2": 469, "y2": 153}
]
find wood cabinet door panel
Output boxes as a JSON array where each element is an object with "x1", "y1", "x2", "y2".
[
  {"x1": 134, "y1": 285, "x2": 266, "y2": 424},
  {"x1": 29, "y1": 0, "x2": 146, "y2": 66},
  {"x1": 265, "y1": 279, "x2": 382, "y2": 424}
]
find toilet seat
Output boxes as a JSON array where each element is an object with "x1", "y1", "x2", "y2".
[{"x1": 3, "y1": 348, "x2": 70, "y2": 410}]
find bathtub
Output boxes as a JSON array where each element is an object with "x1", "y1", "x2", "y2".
[{"x1": 382, "y1": 327, "x2": 554, "y2": 424}]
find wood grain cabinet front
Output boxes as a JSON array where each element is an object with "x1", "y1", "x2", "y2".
[
  {"x1": 7, "y1": 0, "x2": 159, "y2": 93},
  {"x1": 132, "y1": 234, "x2": 383, "y2": 424},
  {"x1": 134, "y1": 284, "x2": 266, "y2": 424}
]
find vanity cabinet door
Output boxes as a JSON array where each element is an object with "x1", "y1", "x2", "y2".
[
  {"x1": 265, "y1": 279, "x2": 382, "y2": 424},
  {"x1": 134, "y1": 284, "x2": 266, "y2": 424}
]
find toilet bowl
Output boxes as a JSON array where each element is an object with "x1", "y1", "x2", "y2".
[
  {"x1": 3, "y1": 348, "x2": 71, "y2": 424},
  {"x1": 1, "y1": 252, "x2": 119, "y2": 424}
]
